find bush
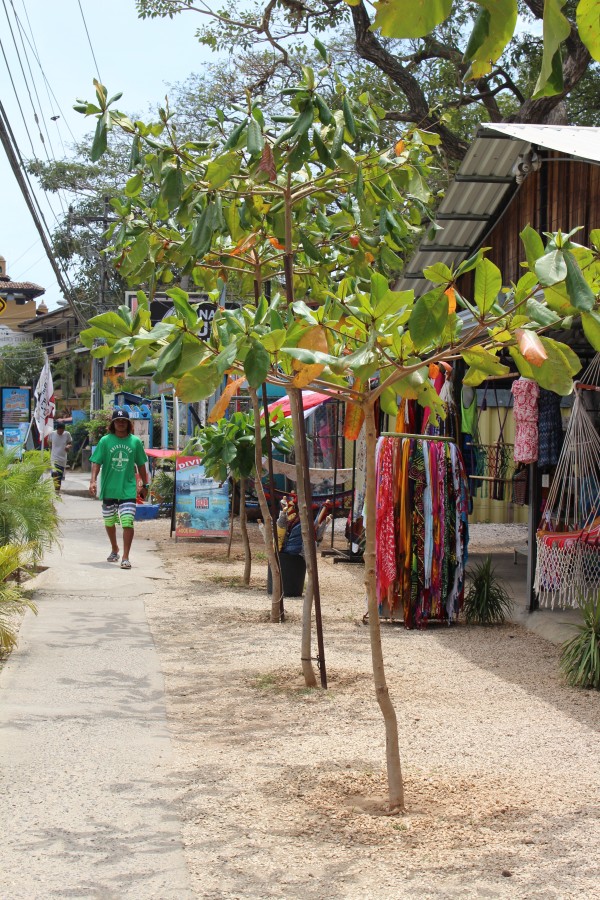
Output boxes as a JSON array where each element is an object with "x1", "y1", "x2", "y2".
[
  {"x1": 463, "y1": 555, "x2": 513, "y2": 625},
  {"x1": 0, "y1": 545, "x2": 37, "y2": 656},
  {"x1": 560, "y1": 596, "x2": 600, "y2": 690}
]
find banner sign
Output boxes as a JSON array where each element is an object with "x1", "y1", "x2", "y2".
[
  {"x1": 3, "y1": 424, "x2": 26, "y2": 459},
  {"x1": 1, "y1": 386, "x2": 31, "y2": 428},
  {"x1": 175, "y1": 456, "x2": 229, "y2": 539}
]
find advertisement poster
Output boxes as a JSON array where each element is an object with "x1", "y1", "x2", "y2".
[
  {"x1": 2, "y1": 387, "x2": 30, "y2": 427},
  {"x1": 175, "y1": 456, "x2": 229, "y2": 539},
  {"x1": 3, "y1": 425, "x2": 25, "y2": 459}
]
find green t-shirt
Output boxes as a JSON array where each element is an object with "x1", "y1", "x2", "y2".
[{"x1": 90, "y1": 433, "x2": 148, "y2": 500}]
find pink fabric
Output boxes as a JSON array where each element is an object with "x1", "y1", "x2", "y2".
[
  {"x1": 376, "y1": 438, "x2": 397, "y2": 599},
  {"x1": 512, "y1": 378, "x2": 540, "y2": 464}
]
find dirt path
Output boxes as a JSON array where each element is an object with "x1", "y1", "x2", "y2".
[{"x1": 138, "y1": 520, "x2": 600, "y2": 899}]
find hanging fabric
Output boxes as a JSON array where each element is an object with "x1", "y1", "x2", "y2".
[
  {"x1": 537, "y1": 388, "x2": 563, "y2": 469},
  {"x1": 535, "y1": 354, "x2": 600, "y2": 609},
  {"x1": 512, "y1": 377, "x2": 539, "y2": 464},
  {"x1": 468, "y1": 384, "x2": 514, "y2": 500},
  {"x1": 375, "y1": 435, "x2": 469, "y2": 628}
]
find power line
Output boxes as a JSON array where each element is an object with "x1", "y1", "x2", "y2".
[
  {"x1": 77, "y1": 0, "x2": 102, "y2": 84},
  {"x1": 7, "y1": 237, "x2": 40, "y2": 268}
]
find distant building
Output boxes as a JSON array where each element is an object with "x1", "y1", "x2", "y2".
[{"x1": 0, "y1": 254, "x2": 45, "y2": 346}]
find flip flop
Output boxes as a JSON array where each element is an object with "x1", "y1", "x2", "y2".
[
  {"x1": 120, "y1": 559, "x2": 132, "y2": 570},
  {"x1": 107, "y1": 551, "x2": 120, "y2": 563}
]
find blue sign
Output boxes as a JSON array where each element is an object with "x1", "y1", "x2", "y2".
[{"x1": 175, "y1": 456, "x2": 229, "y2": 538}]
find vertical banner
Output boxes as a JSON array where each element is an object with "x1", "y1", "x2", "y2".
[
  {"x1": 3, "y1": 425, "x2": 25, "y2": 459},
  {"x1": 175, "y1": 456, "x2": 229, "y2": 539},
  {"x1": 33, "y1": 358, "x2": 55, "y2": 440}
]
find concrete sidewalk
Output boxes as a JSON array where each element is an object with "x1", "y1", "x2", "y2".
[{"x1": 0, "y1": 475, "x2": 192, "y2": 898}]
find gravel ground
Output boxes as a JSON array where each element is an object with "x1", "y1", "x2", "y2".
[{"x1": 135, "y1": 518, "x2": 600, "y2": 899}]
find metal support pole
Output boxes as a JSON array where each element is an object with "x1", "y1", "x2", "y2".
[{"x1": 527, "y1": 461, "x2": 540, "y2": 612}]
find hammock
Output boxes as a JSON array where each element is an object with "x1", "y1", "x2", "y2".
[
  {"x1": 466, "y1": 386, "x2": 514, "y2": 500},
  {"x1": 535, "y1": 354, "x2": 600, "y2": 608}
]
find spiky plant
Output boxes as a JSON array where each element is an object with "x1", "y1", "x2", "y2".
[
  {"x1": 463, "y1": 555, "x2": 513, "y2": 626},
  {"x1": 0, "y1": 447, "x2": 59, "y2": 561},
  {"x1": 0, "y1": 545, "x2": 37, "y2": 655},
  {"x1": 560, "y1": 596, "x2": 600, "y2": 690}
]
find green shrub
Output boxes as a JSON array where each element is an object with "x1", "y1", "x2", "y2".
[
  {"x1": 0, "y1": 545, "x2": 37, "y2": 656},
  {"x1": 560, "y1": 596, "x2": 600, "y2": 690},
  {"x1": 463, "y1": 555, "x2": 513, "y2": 626},
  {"x1": 0, "y1": 447, "x2": 58, "y2": 561}
]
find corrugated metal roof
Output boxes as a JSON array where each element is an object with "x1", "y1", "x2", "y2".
[
  {"x1": 397, "y1": 123, "x2": 600, "y2": 295},
  {"x1": 481, "y1": 123, "x2": 600, "y2": 164}
]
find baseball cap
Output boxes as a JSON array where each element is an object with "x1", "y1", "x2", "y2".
[{"x1": 112, "y1": 408, "x2": 130, "y2": 420}]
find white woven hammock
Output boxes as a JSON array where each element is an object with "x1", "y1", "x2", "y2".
[{"x1": 535, "y1": 354, "x2": 600, "y2": 608}]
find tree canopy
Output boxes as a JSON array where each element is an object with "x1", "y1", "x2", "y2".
[{"x1": 135, "y1": 0, "x2": 600, "y2": 160}]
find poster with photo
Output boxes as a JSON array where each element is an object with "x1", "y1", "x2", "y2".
[
  {"x1": 175, "y1": 456, "x2": 229, "y2": 539},
  {"x1": 2, "y1": 387, "x2": 30, "y2": 427}
]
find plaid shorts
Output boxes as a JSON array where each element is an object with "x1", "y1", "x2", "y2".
[{"x1": 101, "y1": 499, "x2": 137, "y2": 529}]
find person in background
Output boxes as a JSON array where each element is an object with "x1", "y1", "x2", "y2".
[
  {"x1": 48, "y1": 421, "x2": 72, "y2": 492},
  {"x1": 89, "y1": 409, "x2": 149, "y2": 570}
]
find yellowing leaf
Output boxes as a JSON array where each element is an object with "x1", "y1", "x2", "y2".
[
  {"x1": 372, "y1": 0, "x2": 453, "y2": 38},
  {"x1": 208, "y1": 377, "x2": 245, "y2": 423}
]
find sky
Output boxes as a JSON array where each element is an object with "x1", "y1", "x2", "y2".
[{"x1": 0, "y1": 0, "x2": 218, "y2": 308}]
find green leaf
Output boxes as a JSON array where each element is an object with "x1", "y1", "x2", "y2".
[
  {"x1": 205, "y1": 150, "x2": 241, "y2": 188},
  {"x1": 190, "y1": 202, "x2": 214, "y2": 258},
  {"x1": 463, "y1": 366, "x2": 491, "y2": 387},
  {"x1": 247, "y1": 118, "x2": 264, "y2": 156},
  {"x1": 474, "y1": 258, "x2": 502, "y2": 314},
  {"x1": 90, "y1": 118, "x2": 107, "y2": 161},
  {"x1": 160, "y1": 164, "x2": 184, "y2": 211},
  {"x1": 581, "y1": 310, "x2": 600, "y2": 350},
  {"x1": 535, "y1": 248, "x2": 567, "y2": 286},
  {"x1": 170, "y1": 339, "x2": 211, "y2": 379},
  {"x1": 88, "y1": 310, "x2": 132, "y2": 338},
  {"x1": 155, "y1": 333, "x2": 184, "y2": 381},
  {"x1": 533, "y1": 0, "x2": 570, "y2": 98},
  {"x1": 525, "y1": 298, "x2": 560, "y2": 326},
  {"x1": 261, "y1": 329, "x2": 286, "y2": 352},
  {"x1": 380, "y1": 386, "x2": 398, "y2": 417},
  {"x1": 462, "y1": 346, "x2": 509, "y2": 376},
  {"x1": 300, "y1": 230, "x2": 324, "y2": 262},
  {"x1": 463, "y1": 1, "x2": 518, "y2": 79},
  {"x1": 408, "y1": 288, "x2": 448, "y2": 350},
  {"x1": 124, "y1": 172, "x2": 143, "y2": 197},
  {"x1": 520, "y1": 225, "x2": 545, "y2": 270},
  {"x1": 166, "y1": 286, "x2": 198, "y2": 329},
  {"x1": 127, "y1": 233, "x2": 150, "y2": 271},
  {"x1": 244, "y1": 343, "x2": 270, "y2": 388},
  {"x1": 372, "y1": 0, "x2": 453, "y2": 38},
  {"x1": 534, "y1": 337, "x2": 576, "y2": 394},
  {"x1": 423, "y1": 262, "x2": 453, "y2": 285},
  {"x1": 542, "y1": 337, "x2": 581, "y2": 376},
  {"x1": 176, "y1": 363, "x2": 222, "y2": 401},
  {"x1": 370, "y1": 272, "x2": 390, "y2": 306},
  {"x1": 214, "y1": 342, "x2": 237, "y2": 375},
  {"x1": 374, "y1": 289, "x2": 413, "y2": 320},
  {"x1": 564, "y1": 249, "x2": 596, "y2": 311}
]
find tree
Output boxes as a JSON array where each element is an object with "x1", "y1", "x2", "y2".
[
  {"x1": 0, "y1": 340, "x2": 45, "y2": 388},
  {"x1": 188, "y1": 407, "x2": 293, "y2": 598},
  {"x1": 76, "y1": 69, "x2": 597, "y2": 812},
  {"x1": 135, "y1": 0, "x2": 600, "y2": 160}
]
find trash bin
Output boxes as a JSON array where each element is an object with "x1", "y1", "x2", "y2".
[
  {"x1": 81, "y1": 446, "x2": 92, "y2": 472},
  {"x1": 267, "y1": 552, "x2": 306, "y2": 597}
]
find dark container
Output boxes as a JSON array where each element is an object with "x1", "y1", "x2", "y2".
[{"x1": 267, "y1": 552, "x2": 306, "y2": 597}]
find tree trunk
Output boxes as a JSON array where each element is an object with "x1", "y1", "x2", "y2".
[
  {"x1": 287, "y1": 387, "x2": 318, "y2": 688},
  {"x1": 364, "y1": 400, "x2": 404, "y2": 812},
  {"x1": 249, "y1": 387, "x2": 282, "y2": 622},
  {"x1": 227, "y1": 477, "x2": 236, "y2": 559},
  {"x1": 239, "y1": 475, "x2": 251, "y2": 586}
]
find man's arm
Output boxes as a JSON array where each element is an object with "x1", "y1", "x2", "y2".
[
  {"x1": 137, "y1": 463, "x2": 149, "y2": 499},
  {"x1": 90, "y1": 462, "x2": 101, "y2": 497}
]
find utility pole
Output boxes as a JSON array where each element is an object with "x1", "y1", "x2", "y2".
[{"x1": 90, "y1": 196, "x2": 110, "y2": 413}]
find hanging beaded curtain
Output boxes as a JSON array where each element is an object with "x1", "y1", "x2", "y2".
[{"x1": 535, "y1": 354, "x2": 600, "y2": 609}]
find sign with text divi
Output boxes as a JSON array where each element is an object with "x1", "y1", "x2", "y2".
[{"x1": 175, "y1": 456, "x2": 229, "y2": 539}]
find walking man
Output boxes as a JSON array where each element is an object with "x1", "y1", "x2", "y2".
[
  {"x1": 89, "y1": 409, "x2": 150, "y2": 570},
  {"x1": 48, "y1": 421, "x2": 72, "y2": 492}
]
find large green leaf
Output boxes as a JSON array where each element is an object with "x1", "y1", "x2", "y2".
[
  {"x1": 535, "y1": 248, "x2": 567, "y2": 286},
  {"x1": 462, "y1": 346, "x2": 509, "y2": 376},
  {"x1": 205, "y1": 150, "x2": 241, "y2": 189},
  {"x1": 525, "y1": 298, "x2": 560, "y2": 326},
  {"x1": 379, "y1": 386, "x2": 398, "y2": 417},
  {"x1": 372, "y1": 0, "x2": 453, "y2": 38},
  {"x1": 244, "y1": 343, "x2": 270, "y2": 388},
  {"x1": 408, "y1": 289, "x2": 448, "y2": 350},
  {"x1": 422, "y1": 262, "x2": 453, "y2": 285},
  {"x1": 166, "y1": 286, "x2": 198, "y2": 329},
  {"x1": 564, "y1": 250, "x2": 596, "y2": 311},
  {"x1": 474, "y1": 258, "x2": 502, "y2": 314},
  {"x1": 176, "y1": 363, "x2": 222, "y2": 401},
  {"x1": 577, "y1": 0, "x2": 600, "y2": 61},
  {"x1": 464, "y1": 0, "x2": 518, "y2": 79},
  {"x1": 155, "y1": 334, "x2": 184, "y2": 382},
  {"x1": 87, "y1": 310, "x2": 132, "y2": 338},
  {"x1": 520, "y1": 225, "x2": 545, "y2": 270},
  {"x1": 374, "y1": 289, "x2": 413, "y2": 320},
  {"x1": 542, "y1": 337, "x2": 581, "y2": 376},
  {"x1": 581, "y1": 310, "x2": 600, "y2": 350},
  {"x1": 533, "y1": 0, "x2": 570, "y2": 98},
  {"x1": 261, "y1": 329, "x2": 286, "y2": 352},
  {"x1": 534, "y1": 338, "x2": 576, "y2": 394}
]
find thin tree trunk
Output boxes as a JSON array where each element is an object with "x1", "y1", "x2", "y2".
[
  {"x1": 227, "y1": 477, "x2": 236, "y2": 559},
  {"x1": 364, "y1": 400, "x2": 404, "y2": 812},
  {"x1": 249, "y1": 387, "x2": 282, "y2": 622},
  {"x1": 239, "y1": 474, "x2": 251, "y2": 585},
  {"x1": 288, "y1": 387, "x2": 318, "y2": 688}
]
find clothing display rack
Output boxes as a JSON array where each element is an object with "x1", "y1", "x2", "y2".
[{"x1": 374, "y1": 433, "x2": 469, "y2": 629}]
